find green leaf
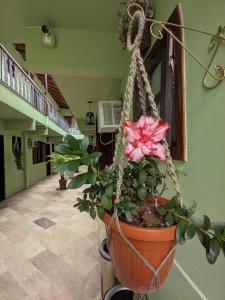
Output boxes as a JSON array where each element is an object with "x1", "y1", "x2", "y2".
[
  {"x1": 105, "y1": 184, "x2": 114, "y2": 198},
  {"x1": 165, "y1": 213, "x2": 174, "y2": 227},
  {"x1": 56, "y1": 159, "x2": 81, "y2": 174},
  {"x1": 187, "y1": 200, "x2": 197, "y2": 217},
  {"x1": 80, "y1": 136, "x2": 89, "y2": 151},
  {"x1": 206, "y1": 250, "x2": 218, "y2": 264},
  {"x1": 101, "y1": 194, "x2": 112, "y2": 210},
  {"x1": 133, "y1": 180, "x2": 139, "y2": 188},
  {"x1": 55, "y1": 144, "x2": 74, "y2": 155},
  {"x1": 89, "y1": 152, "x2": 102, "y2": 160},
  {"x1": 209, "y1": 237, "x2": 221, "y2": 258},
  {"x1": 157, "y1": 207, "x2": 167, "y2": 216},
  {"x1": 68, "y1": 173, "x2": 88, "y2": 189},
  {"x1": 146, "y1": 176, "x2": 156, "y2": 187},
  {"x1": 176, "y1": 220, "x2": 186, "y2": 244},
  {"x1": 214, "y1": 228, "x2": 222, "y2": 239},
  {"x1": 83, "y1": 185, "x2": 99, "y2": 195},
  {"x1": 81, "y1": 154, "x2": 93, "y2": 166},
  {"x1": 203, "y1": 215, "x2": 211, "y2": 230},
  {"x1": 185, "y1": 224, "x2": 196, "y2": 240},
  {"x1": 170, "y1": 196, "x2": 180, "y2": 208},
  {"x1": 137, "y1": 187, "x2": 147, "y2": 200},
  {"x1": 88, "y1": 171, "x2": 97, "y2": 185},
  {"x1": 66, "y1": 135, "x2": 80, "y2": 149},
  {"x1": 139, "y1": 169, "x2": 147, "y2": 185},
  {"x1": 175, "y1": 165, "x2": 187, "y2": 178},
  {"x1": 125, "y1": 211, "x2": 132, "y2": 222},
  {"x1": 97, "y1": 206, "x2": 105, "y2": 219},
  {"x1": 197, "y1": 230, "x2": 210, "y2": 249},
  {"x1": 89, "y1": 207, "x2": 96, "y2": 219}
]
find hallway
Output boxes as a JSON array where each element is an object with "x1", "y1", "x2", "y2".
[{"x1": 0, "y1": 176, "x2": 100, "y2": 300}]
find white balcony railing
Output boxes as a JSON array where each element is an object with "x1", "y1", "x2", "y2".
[{"x1": 0, "y1": 44, "x2": 70, "y2": 133}]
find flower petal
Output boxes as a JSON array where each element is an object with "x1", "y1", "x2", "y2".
[
  {"x1": 124, "y1": 143, "x2": 135, "y2": 156},
  {"x1": 151, "y1": 143, "x2": 167, "y2": 160},
  {"x1": 129, "y1": 147, "x2": 144, "y2": 161},
  {"x1": 137, "y1": 115, "x2": 147, "y2": 128},
  {"x1": 122, "y1": 121, "x2": 140, "y2": 142},
  {"x1": 141, "y1": 144, "x2": 151, "y2": 155},
  {"x1": 151, "y1": 120, "x2": 170, "y2": 142}
]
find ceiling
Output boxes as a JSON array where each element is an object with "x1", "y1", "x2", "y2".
[
  {"x1": 0, "y1": 102, "x2": 31, "y2": 120},
  {"x1": 54, "y1": 75, "x2": 122, "y2": 119},
  {"x1": 0, "y1": 0, "x2": 126, "y2": 124},
  {"x1": 0, "y1": 0, "x2": 122, "y2": 43}
]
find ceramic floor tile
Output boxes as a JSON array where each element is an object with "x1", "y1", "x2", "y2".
[
  {"x1": 0, "y1": 175, "x2": 100, "y2": 299},
  {"x1": 0, "y1": 272, "x2": 27, "y2": 300},
  {"x1": 12, "y1": 236, "x2": 46, "y2": 259},
  {"x1": 33, "y1": 217, "x2": 57, "y2": 229}
]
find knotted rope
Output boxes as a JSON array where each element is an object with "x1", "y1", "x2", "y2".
[{"x1": 108, "y1": 10, "x2": 183, "y2": 297}]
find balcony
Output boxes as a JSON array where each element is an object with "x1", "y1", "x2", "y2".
[{"x1": 0, "y1": 44, "x2": 70, "y2": 133}]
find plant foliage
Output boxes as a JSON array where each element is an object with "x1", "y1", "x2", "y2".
[{"x1": 55, "y1": 135, "x2": 225, "y2": 265}]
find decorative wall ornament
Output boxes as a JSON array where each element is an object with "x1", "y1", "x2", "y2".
[{"x1": 128, "y1": 3, "x2": 225, "y2": 89}]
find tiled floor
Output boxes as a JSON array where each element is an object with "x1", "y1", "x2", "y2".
[{"x1": 0, "y1": 175, "x2": 101, "y2": 300}]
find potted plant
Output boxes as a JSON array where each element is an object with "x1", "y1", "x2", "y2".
[
  {"x1": 54, "y1": 7, "x2": 225, "y2": 297},
  {"x1": 49, "y1": 151, "x2": 80, "y2": 190},
  {"x1": 55, "y1": 128, "x2": 225, "y2": 294}
]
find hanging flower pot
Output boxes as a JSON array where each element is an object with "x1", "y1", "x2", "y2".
[
  {"x1": 54, "y1": 7, "x2": 225, "y2": 299},
  {"x1": 103, "y1": 197, "x2": 176, "y2": 293}
]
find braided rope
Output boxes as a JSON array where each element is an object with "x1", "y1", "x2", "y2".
[{"x1": 137, "y1": 68, "x2": 147, "y2": 114}]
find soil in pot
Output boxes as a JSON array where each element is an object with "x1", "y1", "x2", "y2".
[{"x1": 103, "y1": 196, "x2": 176, "y2": 294}]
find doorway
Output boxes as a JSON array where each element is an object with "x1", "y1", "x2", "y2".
[
  {"x1": 46, "y1": 144, "x2": 51, "y2": 176},
  {"x1": 0, "y1": 136, "x2": 5, "y2": 200}
]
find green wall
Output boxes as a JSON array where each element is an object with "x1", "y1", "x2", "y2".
[
  {"x1": 0, "y1": 130, "x2": 55, "y2": 198},
  {"x1": 147, "y1": 1, "x2": 225, "y2": 299}
]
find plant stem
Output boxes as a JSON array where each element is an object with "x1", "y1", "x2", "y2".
[{"x1": 170, "y1": 210, "x2": 225, "y2": 242}]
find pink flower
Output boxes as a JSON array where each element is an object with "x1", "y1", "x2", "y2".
[{"x1": 122, "y1": 115, "x2": 170, "y2": 161}]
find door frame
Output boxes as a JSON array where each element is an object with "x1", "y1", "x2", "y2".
[{"x1": 0, "y1": 135, "x2": 5, "y2": 200}]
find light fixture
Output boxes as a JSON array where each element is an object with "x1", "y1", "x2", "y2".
[
  {"x1": 41, "y1": 25, "x2": 56, "y2": 47},
  {"x1": 86, "y1": 101, "x2": 95, "y2": 126}
]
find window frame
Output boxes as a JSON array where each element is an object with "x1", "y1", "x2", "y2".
[{"x1": 133, "y1": 4, "x2": 186, "y2": 161}]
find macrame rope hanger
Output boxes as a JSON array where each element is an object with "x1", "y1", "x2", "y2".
[
  {"x1": 127, "y1": 3, "x2": 225, "y2": 89},
  {"x1": 107, "y1": 9, "x2": 182, "y2": 299}
]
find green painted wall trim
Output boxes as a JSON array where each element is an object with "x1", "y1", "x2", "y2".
[{"x1": 148, "y1": 1, "x2": 225, "y2": 299}]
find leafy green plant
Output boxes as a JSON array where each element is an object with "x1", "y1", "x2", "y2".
[
  {"x1": 54, "y1": 135, "x2": 102, "y2": 188},
  {"x1": 56, "y1": 134, "x2": 225, "y2": 265}
]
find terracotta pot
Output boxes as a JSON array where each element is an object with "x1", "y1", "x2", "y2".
[
  {"x1": 103, "y1": 196, "x2": 176, "y2": 294},
  {"x1": 59, "y1": 179, "x2": 67, "y2": 190}
]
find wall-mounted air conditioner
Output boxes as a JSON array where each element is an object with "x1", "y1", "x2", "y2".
[
  {"x1": 28, "y1": 139, "x2": 35, "y2": 148},
  {"x1": 97, "y1": 101, "x2": 122, "y2": 133}
]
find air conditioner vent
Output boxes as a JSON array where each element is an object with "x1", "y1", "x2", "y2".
[{"x1": 97, "y1": 101, "x2": 122, "y2": 133}]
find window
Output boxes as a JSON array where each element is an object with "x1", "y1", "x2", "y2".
[
  {"x1": 33, "y1": 141, "x2": 47, "y2": 164},
  {"x1": 133, "y1": 4, "x2": 186, "y2": 161}
]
